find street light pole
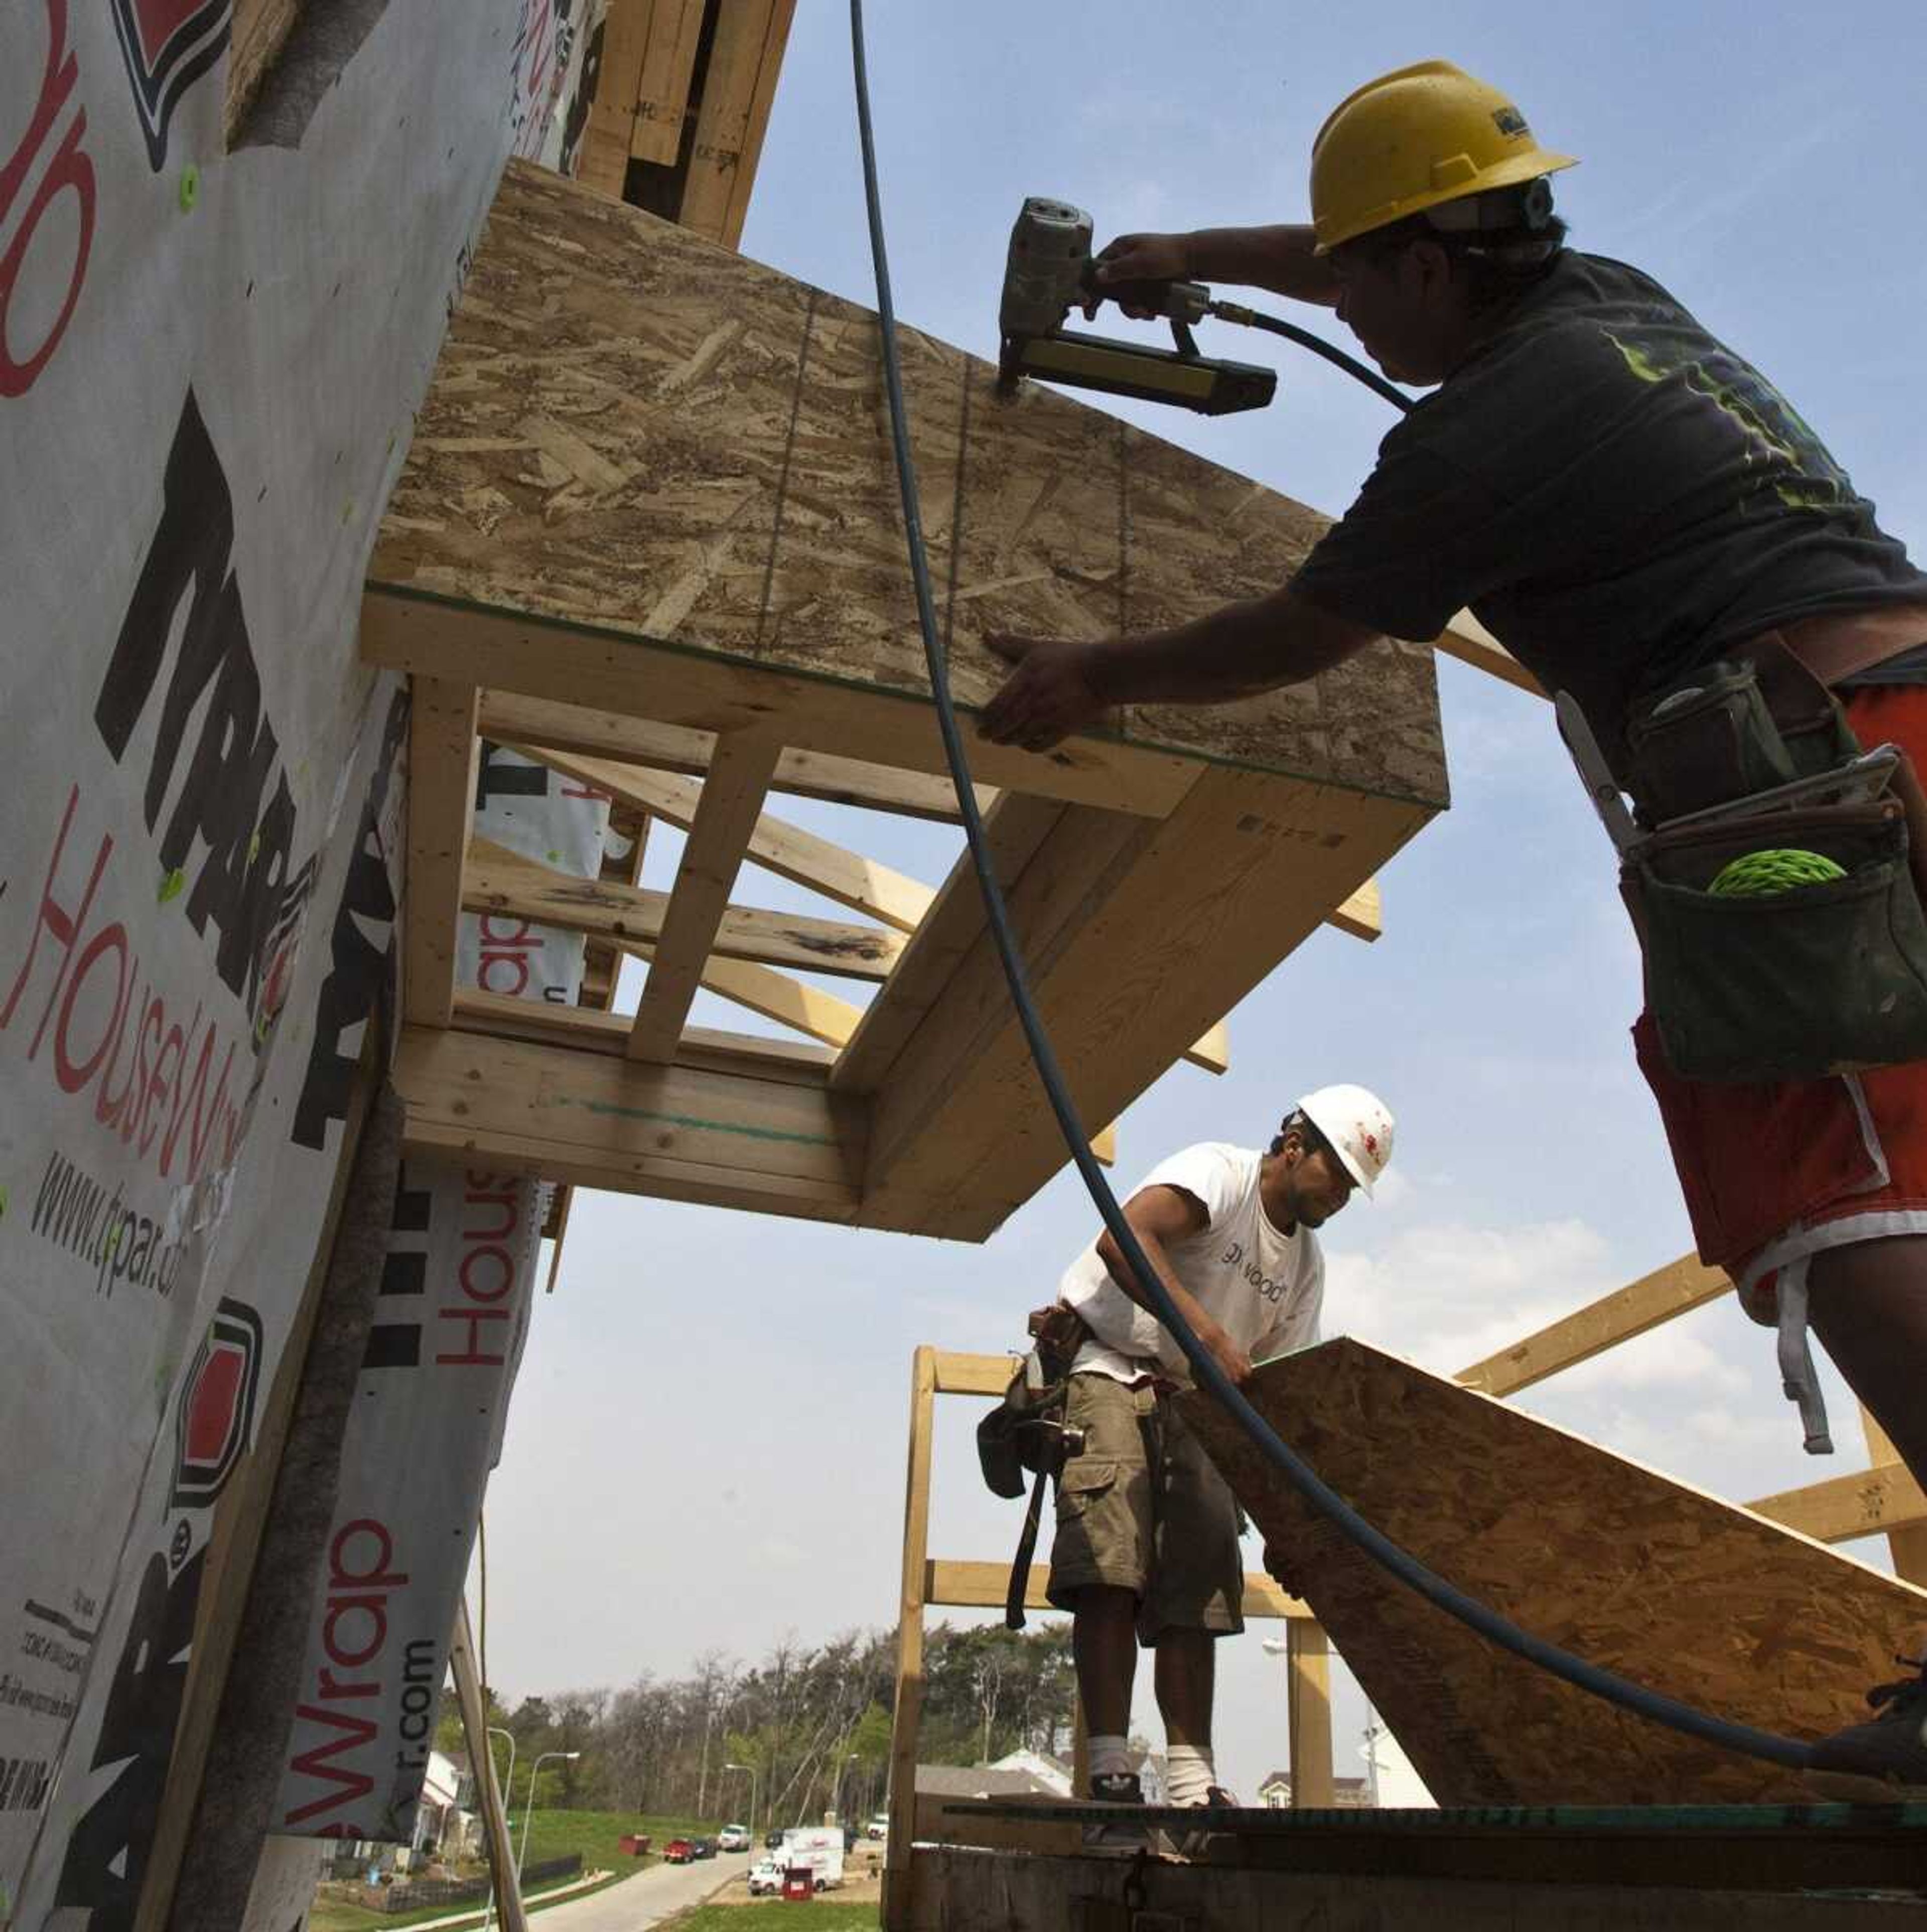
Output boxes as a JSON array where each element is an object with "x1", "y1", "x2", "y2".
[
  {"x1": 480, "y1": 1726, "x2": 516, "y2": 1932},
  {"x1": 516, "y1": 1750, "x2": 580, "y2": 1886},
  {"x1": 722, "y1": 1761, "x2": 759, "y2": 1843}
]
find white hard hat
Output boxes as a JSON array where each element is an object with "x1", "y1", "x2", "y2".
[{"x1": 1296, "y1": 1084, "x2": 1395, "y2": 1198}]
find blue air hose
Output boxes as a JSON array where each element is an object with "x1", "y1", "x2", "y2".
[{"x1": 848, "y1": 0, "x2": 1812, "y2": 1773}]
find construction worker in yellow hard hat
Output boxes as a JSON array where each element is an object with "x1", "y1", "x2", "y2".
[{"x1": 982, "y1": 58, "x2": 1927, "y2": 1796}]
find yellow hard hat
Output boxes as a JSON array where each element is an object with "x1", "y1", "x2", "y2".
[{"x1": 1310, "y1": 59, "x2": 1577, "y2": 253}]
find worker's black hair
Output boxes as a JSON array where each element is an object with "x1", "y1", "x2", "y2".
[
  {"x1": 1269, "y1": 1110, "x2": 1336, "y2": 1162},
  {"x1": 1342, "y1": 209, "x2": 1569, "y2": 312}
]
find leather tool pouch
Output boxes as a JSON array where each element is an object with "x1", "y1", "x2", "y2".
[
  {"x1": 1621, "y1": 641, "x2": 1927, "y2": 1081},
  {"x1": 976, "y1": 1304, "x2": 1089, "y2": 1630}
]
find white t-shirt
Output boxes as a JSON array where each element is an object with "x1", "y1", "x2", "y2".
[{"x1": 1059, "y1": 1142, "x2": 1324, "y2": 1386}]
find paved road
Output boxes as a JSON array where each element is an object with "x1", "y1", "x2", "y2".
[{"x1": 533, "y1": 1850, "x2": 751, "y2": 1930}]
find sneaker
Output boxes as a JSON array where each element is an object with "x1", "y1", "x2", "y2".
[
  {"x1": 1170, "y1": 1785, "x2": 1240, "y2": 1859},
  {"x1": 1806, "y1": 1656, "x2": 1927, "y2": 1801},
  {"x1": 1086, "y1": 1770, "x2": 1144, "y2": 1805}
]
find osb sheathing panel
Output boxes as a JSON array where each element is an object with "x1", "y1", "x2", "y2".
[
  {"x1": 1181, "y1": 1339, "x2": 1927, "y2": 1806},
  {"x1": 372, "y1": 159, "x2": 1446, "y2": 810}
]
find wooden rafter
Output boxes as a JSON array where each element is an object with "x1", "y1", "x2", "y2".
[
  {"x1": 628, "y1": 731, "x2": 780, "y2": 1059},
  {"x1": 480, "y1": 691, "x2": 994, "y2": 823},
  {"x1": 622, "y1": 939, "x2": 866, "y2": 1050},
  {"x1": 925, "y1": 1558, "x2": 1307, "y2": 1621},
  {"x1": 1748, "y1": 1459, "x2": 1927, "y2": 1547},
  {"x1": 512, "y1": 744, "x2": 936, "y2": 932},
  {"x1": 463, "y1": 836, "x2": 905, "y2": 980},
  {"x1": 403, "y1": 679, "x2": 480, "y2": 1028}
]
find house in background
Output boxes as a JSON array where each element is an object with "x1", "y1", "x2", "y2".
[
  {"x1": 986, "y1": 1748, "x2": 1073, "y2": 1796},
  {"x1": 1257, "y1": 1771, "x2": 1372, "y2": 1809}
]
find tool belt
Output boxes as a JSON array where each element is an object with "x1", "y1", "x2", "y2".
[
  {"x1": 976, "y1": 1303, "x2": 1089, "y2": 1630},
  {"x1": 1603, "y1": 612, "x2": 1927, "y2": 1083}
]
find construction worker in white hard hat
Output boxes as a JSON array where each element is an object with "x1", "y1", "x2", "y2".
[
  {"x1": 983, "y1": 59, "x2": 1927, "y2": 1795},
  {"x1": 1041, "y1": 1085, "x2": 1393, "y2": 1808}
]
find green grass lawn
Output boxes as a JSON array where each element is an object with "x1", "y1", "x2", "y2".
[{"x1": 666, "y1": 1908, "x2": 876, "y2": 1932}]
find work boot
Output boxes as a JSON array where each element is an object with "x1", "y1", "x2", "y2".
[{"x1": 1806, "y1": 1657, "x2": 1927, "y2": 1800}]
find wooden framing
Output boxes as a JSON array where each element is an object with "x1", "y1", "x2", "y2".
[
  {"x1": 371, "y1": 159, "x2": 1447, "y2": 1241},
  {"x1": 403, "y1": 679, "x2": 481, "y2": 1028},
  {"x1": 882, "y1": 1345, "x2": 1331, "y2": 1932}
]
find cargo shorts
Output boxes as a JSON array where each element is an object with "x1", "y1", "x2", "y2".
[{"x1": 1044, "y1": 1369, "x2": 1245, "y2": 1643}]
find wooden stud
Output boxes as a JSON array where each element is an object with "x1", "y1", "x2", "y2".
[
  {"x1": 1455, "y1": 1253, "x2": 1732, "y2": 1398},
  {"x1": 1747, "y1": 1458, "x2": 1927, "y2": 1547},
  {"x1": 508, "y1": 744, "x2": 937, "y2": 931},
  {"x1": 924, "y1": 1559, "x2": 1309, "y2": 1622},
  {"x1": 629, "y1": 0, "x2": 707, "y2": 166},
  {"x1": 579, "y1": 0, "x2": 654, "y2": 196},
  {"x1": 479, "y1": 691, "x2": 994, "y2": 823},
  {"x1": 628, "y1": 732, "x2": 781, "y2": 1059},
  {"x1": 1092, "y1": 1122, "x2": 1118, "y2": 1168},
  {"x1": 404, "y1": 678, "x2": 480, "y2": 1028},
  {"x1": 1286, "y1": 1622, "x2": 1336, "y2": 1809},
  {"x1": 884, "y1": 1346, "x2": 938, "y2": 1932},
  {"x1": 465, "y1": 835, "x2": 906, "y2": 981},
  {"x1": 451, "y1": 1599, "x2": 528, "y2": 1932},
  {"x1": 1862, "y1": 1409, "x2": 1927, "y2": 1584},
  {"x1": 225, "y1": 0, "x2": 302, "y2": 142},
  {"x1": 677, "y1": 1, "x2": 795, "y2": 246}
]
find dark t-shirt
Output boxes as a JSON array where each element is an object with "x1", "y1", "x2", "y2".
[{"x1": 1292, "y1": 251, "x2": 1927, "y2": 746}]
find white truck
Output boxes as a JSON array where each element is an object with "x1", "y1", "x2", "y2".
[{"x1": 779, "y1": 1826, "x2": 844, "y2": 1890}]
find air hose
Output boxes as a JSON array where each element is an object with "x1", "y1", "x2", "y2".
[{"x1": 847, "y1": 0, "x2": 1813, "y2": 1774}]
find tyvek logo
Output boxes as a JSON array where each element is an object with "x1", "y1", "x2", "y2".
[
  {"x1": 108, "y1": 0, "x2": 231, "y2": 169},
  {"x1": 170, "y1": 1298, "x2": 261, "y2": 1508}
]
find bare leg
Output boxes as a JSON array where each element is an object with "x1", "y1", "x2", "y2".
[
  {"x1": 1071, "y1": 1586, "x2": 1140, "y2": 1738},
  {"x1": 1152, "y1": 1629, "x2": 1216, "y2": 1749},
  {"x1": 1808, "y1": 1236, "x2": 1927, "y2": 1486}
]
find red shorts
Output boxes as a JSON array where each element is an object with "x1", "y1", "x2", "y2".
[{"x1": 1636, "y1": 682, "x2": 1927, "y2": 1324}]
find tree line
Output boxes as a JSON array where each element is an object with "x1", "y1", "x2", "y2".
[{"x1": 438, "y1": 1620, "x2": 1074, "y2": 1829}]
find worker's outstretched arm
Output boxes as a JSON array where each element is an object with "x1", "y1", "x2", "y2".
[
  {"x1": 1095, "y1": 1184, "x2": 1253, "y2": 1392},
  {"x1": 1092, "y1": 225, "x2": 1338, "y2": 310},
  {"x1": 980, "y1": 586, "x2": 1378, "y2": 753}
]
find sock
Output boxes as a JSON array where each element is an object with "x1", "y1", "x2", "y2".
[
  {"x1": 1088, "y1": 1734, "x2": 1131, "y2": 1780},
  {"x1": 1165, "y1": 1743, "x2": 1215, "y2": 1807}
]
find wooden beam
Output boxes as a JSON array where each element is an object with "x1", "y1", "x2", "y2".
[
  {"x1": 677, "y1": 0, "x2": 795, "y2": 246},
  {"x1": 453, "y1": 985, "x2": 836, "y2": 1081},
  {"x1": 926, "y1": 1559, "x2": 1309, "y2": 1622},
  {"x1": 509, "y1": 744, "x2": 936, "y2": 932},
  {"x1": 629, "y1": 0, "x2": 706, "y2": 165},
  {"x1": 858, "y1": 770, "x2": 1432, "y2": 1240},
  {"x1": 1748, "y1": 1459, "x2": 1927, "y2": 1547},
  {"x1": 1455, "y1": 1253, "x2": 1733, "y2": 1398},
  {"x1": 451, "y1": 1599, "x2": 528, "y2": 1932},
  {"x1": 464, "y1": 835, "x2": 906, "y2": 981},
  {"x1": 629, "y1": 731, "x2": 780, "y2": 1059},
  {"x1": 366, "y1": 591, "x2": 1197, "y2": 820},
  {"x1": 579, "y1": 0, "x2": 659, "y2": 197},
  {"x1": 404, "y1": 678, "x2": 480, "y2": 1028},
  {"x1": 1437, "y1": 610, "x2": 1547, "y2": 698},
  {"x1": 1092, "y1": 1122, "x2": 1117, "y2": 1168},
  {"x1": 394, "y1": 1023, "x2": 864, "y2": 1219},
  {"x1": 1287, "y1": 1622, "x2": 1336, "y2": 1809},
  {"x1": 479, "y1": 691, "x2": 994, "y2": 823},
  {"x1": 885, "y1": 1346, "x2": 937, "y2": 1929}
]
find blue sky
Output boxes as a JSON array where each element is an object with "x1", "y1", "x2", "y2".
[{"x1": 474, "y1": 5, "x2": 1927, "y2": 1798}]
